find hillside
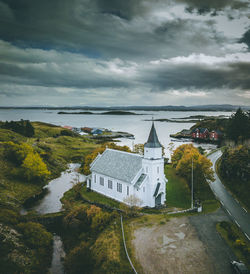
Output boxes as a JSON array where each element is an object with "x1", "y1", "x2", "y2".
[{"x1": 0, "y1": 121, "x2": 100, "y2": 273}]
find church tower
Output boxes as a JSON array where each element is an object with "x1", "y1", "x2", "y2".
[{"x1": 143, "y1": 122, "x2": 166, "y2": 207}]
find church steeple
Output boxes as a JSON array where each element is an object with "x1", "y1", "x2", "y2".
[{"x1": 144, "y1": 122, "x2": 161, "y2": 148}]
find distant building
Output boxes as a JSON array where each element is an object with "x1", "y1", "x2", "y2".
[
  {"x1": 209, "y1": 130, "x2": 223, "y2": 141},
  {"x1": 63, "y1": 125, "x2": 73, "y2": 130},
  {"x1": 72, "y1": 127, "x2": 81, "y2": 133},
  {"x1": 87, "y1": 123, "x2": 167, "y2": 207},
  {"x1": 192, "y1": 128, "x2": 209, "y2": 139},
  {"x1": 91, "y1": 128, "x2": 103, "y2": 135},
  {"x1": 81, "y1": 127, "x2": 93, "y2": 134}
]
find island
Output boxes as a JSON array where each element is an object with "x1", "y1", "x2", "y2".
[{"x1": 58, "y1": 110, "x2": 138, "y2": 115}]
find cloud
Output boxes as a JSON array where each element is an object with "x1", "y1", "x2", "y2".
[
  {"x1": 0, "y1": 0, "x2": 247, "y2": 61},
  {"x1": 240, "y1": 29, "x2": 250, "y2": 49},
  {"x1": 177, "y1": 0, "x2": 250, "y2": 14},
  {"x1": 0, "y1": 0, "x2": 249, "y2": 106},
  {"x1": 137, "y1": 52, "x2": 250, "y2": 92}
]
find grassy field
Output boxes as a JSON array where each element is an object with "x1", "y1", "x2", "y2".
[
  {"x1": 165, "y1": 164, "x2": 219, "y2": 213},
  {"x1": 165, "y1": 164, "x2": 191, "y2": 209},
  {"x1": 217, "y1": 221, "x2": 250, "y2": 269}
]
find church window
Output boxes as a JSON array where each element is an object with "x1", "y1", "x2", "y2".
[
  {"x1": 100, "y1": 177, "x2": 104, "y2": 186},
  {"x1": 117, "y1": 182, "x2": 122, "y2": 193},
  {"x1": 108, "y1": 180, "x2": 113, "y2": 189},
  {"x1": 127, "y1": 186, "x2": 129, "y2": 196},
  {"x1": 157, "y1": 166, "x2": 159, "y2": 173},
  {"x1": 94, "y1": 174, "x2": 96, "y2": 183},
  {"x1": 143, "y1": 187, "x2": 145, "y2": 192},
  {"x1": 146, "y1": 167, "x2": 148, "y2": 173}
]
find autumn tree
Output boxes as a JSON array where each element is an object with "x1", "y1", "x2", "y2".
[
  {"x1": 133, "y1": 143, "x2": 144, "y2": 155},
  {"x1": 171, "y1": 144, "x2": 214, "y2": 199},
  {"x1": 4, "y1": 141, "x2": 50, "y2": 182},
  {"x1": 4, "y1": 141, "x2": 33, "y2": 165},
  {"x1": 83, "y1": 143, "x2": 131, "y2": 175},
  {"x1": 22, "y1": 152, "x2": 51, "y2": 182}
]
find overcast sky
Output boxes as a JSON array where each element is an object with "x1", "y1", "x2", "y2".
[{"x1": 0, "y1": 0, "x2": 250, "y2": 106}]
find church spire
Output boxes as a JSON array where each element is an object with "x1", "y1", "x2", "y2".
[{"x1": 144, "y1": 122, "x2": 161, "y2": 148}]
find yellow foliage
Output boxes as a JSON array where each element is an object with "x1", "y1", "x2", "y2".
[
  {"x1": 172, "y1": 144, "x2": 214, "y2": 183},
  {"x1": 86, "y1": 205, "x2": 101, "y2": 219},
  {"x1": 22, "y1": 152, "x2": 51, "y2": 181}
]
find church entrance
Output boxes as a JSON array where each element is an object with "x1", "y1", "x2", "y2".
[{"x1": 155, "y1": 194, "x2": 161, "y2": 206}]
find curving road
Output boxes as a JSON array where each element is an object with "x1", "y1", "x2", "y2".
[{"x1": 208, "y1": 150, "x2": 250, "y2": 241}]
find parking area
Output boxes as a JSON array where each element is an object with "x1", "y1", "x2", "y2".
[{"x1": 132, "y1": 208, "x2": 236, "y2": 274}]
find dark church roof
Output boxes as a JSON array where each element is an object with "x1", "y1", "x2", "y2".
[{"x1": 144, "y1": 122, "x2": 162, "y2": 148}]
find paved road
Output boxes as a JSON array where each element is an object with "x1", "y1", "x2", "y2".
[{"x1": 208, "y1": 150, "x2": 250, "y2": 241}]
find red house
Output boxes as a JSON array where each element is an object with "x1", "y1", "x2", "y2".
[
  {"x1": 192, "y1": 128, "x2": 209, "y2": 139},
  {"x1": 209, "y1": 130, "x2": 223, "y2": 141},
  {"x1": 81, "y1": 127, "x2": 93, "y2": 134}
]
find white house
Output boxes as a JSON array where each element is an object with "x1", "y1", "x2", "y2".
[{"x1": 86, "y1": 123, "x2": 167, "y2": 207}]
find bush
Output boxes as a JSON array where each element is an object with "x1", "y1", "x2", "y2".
[
  {"x1": 0, "y1": 209, "x2": 19, "y2": 225},
  {"x1": 1, "y1": 120, "x2": 34, "y2": 137},
  {"x1": 64, "y1": 241, "x2": 94, "y2": 274},
  {"x1": 17, "y1": 222, "x2": 53, "y2": 248}
]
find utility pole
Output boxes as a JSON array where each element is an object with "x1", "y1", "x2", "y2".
[{"x1": 191, "y1": 158, "x2": 194, "y2": 209}]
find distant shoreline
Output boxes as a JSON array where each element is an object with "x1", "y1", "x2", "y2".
[{"x1": 0, "y1": 105, "x2": 249, "y2": 111}]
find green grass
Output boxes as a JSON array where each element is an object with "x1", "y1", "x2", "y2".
[
  {"x1": 80, "y1": 184, "x2": 121, "y2": 208},
  {"x1": 0, "y1": 128, "x2": 26, "y2": 142},
  {"x1": 165, "y1": 164, "x2": 219, "y2": 213},
  {"x1": 165, "y1": 164, "x2": 191, "y2": 209},
  {"x1": 217, "y1": 221, "x2": 250, "y2": 269}
]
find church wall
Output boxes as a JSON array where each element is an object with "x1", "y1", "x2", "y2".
[{"x1": 91, "y1": 172, "x2": 133, "y2": 204}]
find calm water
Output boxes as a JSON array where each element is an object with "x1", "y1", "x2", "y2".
[
  {"x1": 23, "y1": 163, "x2": 85, "y2": 214},
  {"x1": 0, "y1": 109, "x2": 232, "y2": 159},
  {"x1": 21, "y1": 163, "x2": 85, "y2": 274}
]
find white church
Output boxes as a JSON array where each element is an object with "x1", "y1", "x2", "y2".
[{"x1": 86, "y1": 123, "x2": 167, "y2": 207}]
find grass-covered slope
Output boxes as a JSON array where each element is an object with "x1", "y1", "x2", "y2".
[
  {"x1": 0, "y1": 121, "x2": 100, "y2": 273},
  {"x1": 0, "y1": 122, "x2": 99, "y2": 209}
]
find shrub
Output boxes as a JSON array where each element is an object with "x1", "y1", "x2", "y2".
[
  {"x1": 17, "y1": 222, "x2": 53, "y2": 248},
  {"x1": 64, "y1": 241, "x2": 94, "y2": 274},
  {"x1": 0, "y1": 209, "x2": 19, "y2": 225}
]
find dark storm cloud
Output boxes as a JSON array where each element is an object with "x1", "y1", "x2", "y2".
[
  {"x1": 0, "y1": 0, "x2": 249, "y2": 106},
  {"x1": 240, "y1": 29, "x2": 250, "y2": 49},
  {"x1": 178, "y1": 0, "x2": 249, "y2": 14},
  {"x1": 138, "y1": 59, "x2": 250, "y2": 91},
  {"x1": 0, "y1": 0, "x2": 232, "y2": 60},
  {"x1": 0, "y1": 60, "x2": 131, "y2": 89},
  {"x1": 95, "y1": 0, "x2": 147, "y2": 20}
]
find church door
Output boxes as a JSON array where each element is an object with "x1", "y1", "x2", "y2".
[{"x1": 155, "y1": 194, "x2": 161, "y2": 206}]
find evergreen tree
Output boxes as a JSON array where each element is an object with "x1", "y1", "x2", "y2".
[{"x1": 227, "y1": 108, "x2": 250, "y2": 143}]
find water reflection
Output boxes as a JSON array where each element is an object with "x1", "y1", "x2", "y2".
[
  {"x1": 24, "y1": 163, "x2": 85, "y2": 214},
  {"x1": 49, "y1": 235, "x2": 66, "y2": 274}
]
